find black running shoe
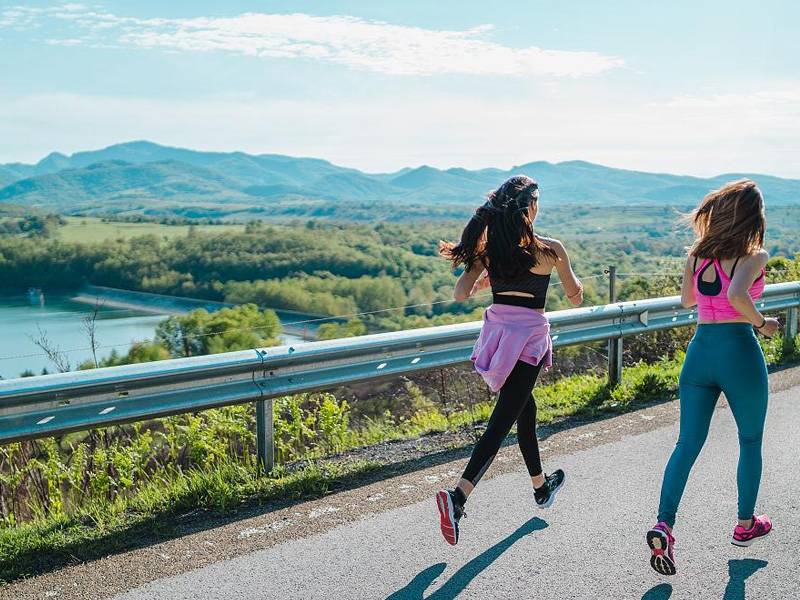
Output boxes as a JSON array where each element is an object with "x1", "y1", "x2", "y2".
[
  {"x1": 534, "y1": 469, "x2": 566, "y2": 509},
  {"x1": 435, "y1": 489, "x2": 465, "y2": 545},
  {"x1": 647, "y1": 522, "x2": 676, "y2": 576}
]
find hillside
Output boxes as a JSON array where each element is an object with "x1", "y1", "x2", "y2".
[
  {"x1": 0, "y1": 141, "x2": 798, "y2": 219},
  {"x1": 0, "y1": 160, "x2": 251, "y2": 212},
  {"x1": 0, "y1": 202, "x2": 36, "y2": 217}
]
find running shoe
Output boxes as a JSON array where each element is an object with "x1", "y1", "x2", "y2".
[
  {"x1": 435, "y1": 489, "x2": 465, "y2": 546},
  {"x1": 731, "y1": 514, "x2": 772, "y2": 547},
  {"x1": 534, "y1": 469, "x2": 566, "y2": 509},
  {"x1": 647, "y1": 522, "x2": 676, "y2": 576}
]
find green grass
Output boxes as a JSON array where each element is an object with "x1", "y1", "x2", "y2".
[
  {"x1": 57, "y1": 217, "x2": 245, "y2": 243},
  {"x1": 0, "y1": 359, "x2": 684, "y2": 584},
  {"x1": 1, "y1": 334, "x2": 797, "y2": 585},
  {"x1": 0, "y1": 458, "x2": 381, "y2": 584}
]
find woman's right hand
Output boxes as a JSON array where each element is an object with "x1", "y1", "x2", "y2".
[
  {"x1": 567, "y1": 283, "x2": 584, "y2": 306},
  {"x1": 470, "y1": 270, "x2": 490, "y2": 296},
  {"x1": 550, "y1": 239, "x2": 583, "y2": 306},
  {"x1": 757, "y1": 317, "x2": 780, "y2": 337}
]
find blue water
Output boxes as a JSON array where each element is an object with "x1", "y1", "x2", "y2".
[
  {"x1": 0, "y1": 295, "x2": 305, "y2": 380},
  {"x1": 0, "y1": 296, "x2": 166, "y2": 379}
]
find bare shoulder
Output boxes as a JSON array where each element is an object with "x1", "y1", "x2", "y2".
[
  {"x1": 732, "y1": 250, "x2": 768, "y2": 275},
  {"x1": 538, "y1": 236, "x2": 567, "y2": 256},
  {"x1": 750, "y1": 249, "x2": 769, "y2": 266}
]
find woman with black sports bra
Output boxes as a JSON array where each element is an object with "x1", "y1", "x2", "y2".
[
  {"x1": 489, "y1": 266, "x2": 552, "y2": 308},
  {"x1": 434, "y1": 175, "x2": 583, "y2": 546},
  {"x1": 646, "y1": 179, "x2": 778, "y2": 576}
]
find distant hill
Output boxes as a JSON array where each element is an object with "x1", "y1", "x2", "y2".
[
  {"x1": 0, "y1": 202, "x2": 35, "y2": 217},
  {"x1": 0, "y1": 169, "x2": 18, "y2": 189},
  {"x1": 0, "y1": 141, "x2": 797, "y2": 218},
  {"x1": 0, "y1": 160, "x2": 250, "y2": 212}
]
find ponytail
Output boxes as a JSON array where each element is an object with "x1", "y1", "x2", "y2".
[
  {"x1": 440, "y1": 175, "x2": 557, "y2": 276},
  {"x1": 439, "y1": 203, "x2": 491, "y2": 270}
]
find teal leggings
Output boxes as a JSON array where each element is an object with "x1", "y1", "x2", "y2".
[{"x1": 658, "y1": 324, "x2": 768, "y2": 527}]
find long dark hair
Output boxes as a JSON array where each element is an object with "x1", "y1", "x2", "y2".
[
  {"x1": 686, "y1": 179, "x2": 765, "y2": 259},
  {"x1": 440, "y1": 175, "x2": 557, "y2": 279}
]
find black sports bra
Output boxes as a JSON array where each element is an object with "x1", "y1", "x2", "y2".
[
  {"x1": 694, "y1": 256, "x2": 764, "y2": 297},
  {"x1": 489, "y1": 270, "x2": 551, "y2": 309}
]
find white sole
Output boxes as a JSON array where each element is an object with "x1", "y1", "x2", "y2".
[
  {"x1": 536, "y1": 472, "x2": 566, "y2": 510},
  {"x1": 731, "y1": 525, "x2": 771, "y2": 547},
  {"x1": 435, "y1": 491, "x2": 458, "y2": 545}
]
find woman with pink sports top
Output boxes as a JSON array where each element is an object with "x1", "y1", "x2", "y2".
[
  {"x1": 434, "y1": 175, "x2": 584, "y2": 546},
  {"x1": 647, "y1": 179, "x2": 778, "y2": 576}
]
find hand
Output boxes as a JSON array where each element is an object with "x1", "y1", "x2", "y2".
[
  {"x1": 566, "y1": 284, "x2": 584, "y2": 305},
  {"x1": 470, "y1": 270, "x2": 490, "y2": 296},
  {"x1": 757, "y1": 317, "x2": 780, "y2": 337}
]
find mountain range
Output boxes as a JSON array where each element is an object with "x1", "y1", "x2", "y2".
[{"x1": 0, "y1": 141, "x2": 797, "y2": 219}]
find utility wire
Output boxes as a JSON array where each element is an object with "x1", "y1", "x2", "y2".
[{"x1": 0, "y1": 271, "x2": 622, "y2": 365}]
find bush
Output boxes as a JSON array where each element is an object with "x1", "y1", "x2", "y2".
[{"x1": 273, "y1": 393, "x2": 351, "y2": 463}]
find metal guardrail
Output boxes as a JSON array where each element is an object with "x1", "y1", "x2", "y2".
[{"x1": 1, "y1": 281, "x2": 799, "y2": 470}]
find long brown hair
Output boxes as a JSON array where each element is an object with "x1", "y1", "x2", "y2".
[
  {"x1": 687, "y1": 179, "x2": 765, "y2": 260},
  {"x1": 439, "y1": 175, "x2": 557, "y2": 279}
]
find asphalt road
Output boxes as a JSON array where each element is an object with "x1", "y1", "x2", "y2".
[{"x1": 113, "y1": 384, "x2": 800, "y2": 600}]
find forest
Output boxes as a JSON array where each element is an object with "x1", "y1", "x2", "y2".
[
  {"x1": 0, "y1": 215, "x2": 690, "y2": 329},
  {"x1": 1, "y1": 205, "x2": 797, "y2": 339}
]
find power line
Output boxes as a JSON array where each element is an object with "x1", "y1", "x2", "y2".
[{"x1": 0, "y1": 271, "x2": 625, "y2": 366}]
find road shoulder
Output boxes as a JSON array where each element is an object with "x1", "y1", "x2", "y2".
[{"x1": 4, "y1": 365, "x2": 800, "y2": 600}]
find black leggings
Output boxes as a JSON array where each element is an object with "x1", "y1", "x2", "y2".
[{"x1": 462, "y1": 360, "x2": 543, "y2": 485}]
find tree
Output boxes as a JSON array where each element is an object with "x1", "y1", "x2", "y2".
[
  {"x1": 81, "y1": 298, "x2": 104, "y2": 368},
  {"x1": 29, "y1": 325, "x2": 70, "y2": 373},
  {"x1": 156, "y1": 305, "x2": 282, "y2": 357},
  {"x1": 316, "y1": 319, "x2": 367, "y2": 340}
]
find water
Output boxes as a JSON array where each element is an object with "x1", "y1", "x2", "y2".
[
  {"x1": 0, "y1": 295, "x2": 306, "y2": 380},
  {"x1": 0, "y1": 296, "x2": 166, "y2": 379}
]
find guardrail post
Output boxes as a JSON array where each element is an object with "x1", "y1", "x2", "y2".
[
  {"x1": 255, "y1": 399, "x2": 275, "y2": 472},
  {"x1": 607, "y1": 265, "x2": 623, "y2": 387},
  {"x1": 785, "y1": 306, "x2": 799, "y2": 355}
]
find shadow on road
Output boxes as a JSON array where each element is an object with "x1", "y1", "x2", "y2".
[
  {"x1": 642, "y1": 582, "x2": 672, "y2": 599},
  {"x1": 723, "y1": 558, "x2": 767, "y2": 600},
  {"x1": 5, "y1": 386, "x2": 684, "y2": 584},
  {"x1": 385, "y1": 516, "x2": 548, "y2": 600}
]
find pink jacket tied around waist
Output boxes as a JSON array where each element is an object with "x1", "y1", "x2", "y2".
[{"x1": 470, "y1": 303, "x2": 552, "y2": 393}]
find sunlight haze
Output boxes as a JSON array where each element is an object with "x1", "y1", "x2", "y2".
[{"x1": 2, "y1": 1, "x2": 799, "y2": 176}]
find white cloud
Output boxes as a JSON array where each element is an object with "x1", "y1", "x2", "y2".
[
  {"x1": 44, "y1": 37, "x2": 84, "y2": 46},
  {"x1": 0, "y1": 6, "x2": 623, "y2": 77},
  {"x1": 651, "y1": 89, "x2": 800, "y2": 150}
]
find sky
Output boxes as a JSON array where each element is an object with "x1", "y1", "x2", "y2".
[{"x1": 1, "y1": 1, "x2": 799, "y2": 177}]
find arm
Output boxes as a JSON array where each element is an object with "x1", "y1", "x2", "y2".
[
  {"x1": 453, "y1": 262, "x2": 486, "y2": 302},
  {"x1": 727, "y1": 250, "x2": 778, "y2": 335},
  {"x1": 681, "y1": 255, "x2": 697, "y2": 308},
  {"x1": 551, "y1": 240, "x2": 583, "y2": 306}
]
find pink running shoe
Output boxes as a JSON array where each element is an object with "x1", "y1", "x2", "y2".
[
  {"x1": 647, "y1": 522, "x2": 676, "y2": 576},
  {"x1": 732, "y1": 515, "x2": 772, "y2": 547}
]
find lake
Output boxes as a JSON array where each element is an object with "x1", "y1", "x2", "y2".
[{"x1": 0, "y1": 294, "x2": 306, "y2": 380}]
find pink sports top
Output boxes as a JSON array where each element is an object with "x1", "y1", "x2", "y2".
[{"x1": 693, "y1": 256, "x2": 765, "y2": 321}]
